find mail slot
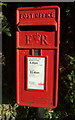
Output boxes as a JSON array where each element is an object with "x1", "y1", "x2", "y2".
[{"x1": 16, "y1": 6, "x2": 60, "y2": 108}]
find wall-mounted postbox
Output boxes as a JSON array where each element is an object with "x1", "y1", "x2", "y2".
[{"x1": 16, "y1": 6, "x2": 60, "y2": 108}]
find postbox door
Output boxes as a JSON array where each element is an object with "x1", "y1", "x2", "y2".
[{"x1": 16, "y1": 49, "x2": 58, "y2": 108}]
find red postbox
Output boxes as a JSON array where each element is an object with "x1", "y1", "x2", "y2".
[{"x1": 16, "y1": 6, "x2": 60, "y2": 108}]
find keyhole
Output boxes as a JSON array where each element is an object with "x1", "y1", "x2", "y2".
[{"x1": 34, "y1": 49, "x2": 40, "y2": 55}]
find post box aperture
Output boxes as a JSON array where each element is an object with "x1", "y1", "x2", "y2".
[{"x1": 16, "y1": 6, "x2": 60, "y2": 108}]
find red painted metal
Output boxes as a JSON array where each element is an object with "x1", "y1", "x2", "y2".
[{"x1": 16, "y1": 6, "x2": 60, "y2": 108}]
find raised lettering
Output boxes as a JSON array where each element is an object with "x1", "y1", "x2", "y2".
[
  {"x1": 25, "y1": 33, "x2": 49, "y2": 45},
  {"x1": 41, "y1": 35, "x2": 49, "y2": 45},
  {"x1": 47, "y1": 13, "x2": 51, "y2": 18},
  {"x1": 50, "y1": 12, "x2": 55, "y2": 18},
  {"x1": 23, "y1": 14, "x2": 27, "y2": 19},
  {"x1": 20, "y1": 14, "x2": 23, "y2": 19},
  {"x1": 42, "y1": 13, "x2": 45, "y2": 18},
  {"x1": 35, "y1": 13, "x2": 39, "y2": 18},
  {"x1": 30, "y1": 13, "x2": 34, "y2": 18},
  {"x1": 39, "y1": 13, "x2": 43, "y2": 18},
  {"x1": 20, "y1": 12, "x2": 55, "y2": 19},
  {"x1": 25, "y1": 35, "x2": 32, "y2": 45}
]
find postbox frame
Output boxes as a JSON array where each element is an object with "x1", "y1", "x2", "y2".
[{"x1": 16, "y1": 5, "x2": 60, "y2": 108}]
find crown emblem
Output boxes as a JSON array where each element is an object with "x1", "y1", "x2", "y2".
[{"x1": 33, "y1": 33, "x2": 41, "y2": 43}]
